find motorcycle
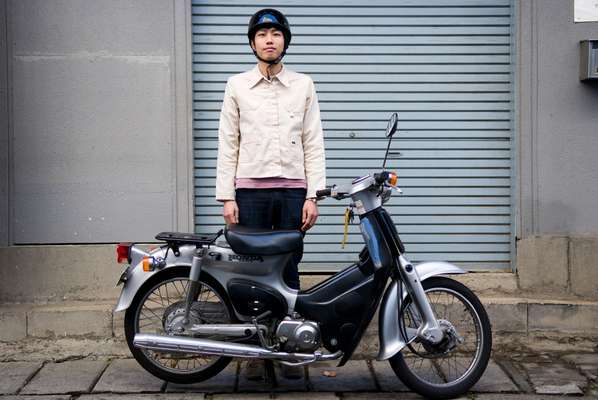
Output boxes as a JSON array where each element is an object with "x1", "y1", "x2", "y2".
[{"x1": 114, "y1": 113, "x2": 492, "y2": 399}]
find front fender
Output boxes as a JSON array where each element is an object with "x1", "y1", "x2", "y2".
[{"x1": 376, "y1": 261, "x2": 466, "y2": 361}]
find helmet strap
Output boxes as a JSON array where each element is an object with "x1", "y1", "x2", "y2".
[
  {"x1": 252, "y1": 49, "x2": 286, "y2": 79},
  {"x1": 252, "y1": 48, "x2": 286, "y2": 66}
]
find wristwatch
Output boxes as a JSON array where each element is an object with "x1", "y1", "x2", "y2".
[{"x1": 306, "y1": 197, "x2": 317, "y2": 203}]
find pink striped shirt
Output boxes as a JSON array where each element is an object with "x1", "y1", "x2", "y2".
[{"x1": 235, "y1": 177, "x2": 307, "y2": 190}]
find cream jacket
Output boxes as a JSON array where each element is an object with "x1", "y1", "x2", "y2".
[{"x1": 216, "y1": 65, "x2": 326, "y2": 200}]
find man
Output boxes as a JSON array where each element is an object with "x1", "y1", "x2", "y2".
[{"x1": 216, "y1": 8, "x2": 326, "y2": 292}]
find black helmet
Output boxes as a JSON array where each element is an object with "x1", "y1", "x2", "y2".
[{"x1": 247, "y1": 8, "x2": 291, "y2": 64}]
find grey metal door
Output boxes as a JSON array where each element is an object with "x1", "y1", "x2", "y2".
[{"x1": 192, "y1": 0, "x2": 513, "y2": 271}]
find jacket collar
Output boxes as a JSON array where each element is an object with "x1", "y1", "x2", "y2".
[{"x1": 248, "y1": 64, "x2": 290, "y2": 88}]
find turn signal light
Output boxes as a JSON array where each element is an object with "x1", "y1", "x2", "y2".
[
  {"x1": 388, "y1": 172, "x2": 398, "y2": 186},
  {"x1": 142, "y1": 256, "x2": 153, "y2": 272},
  {"x1": 116, "y1": 243, "x2": 132, "y2": 264}
]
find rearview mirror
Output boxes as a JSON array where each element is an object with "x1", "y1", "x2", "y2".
[{"x1": 386, "y1": 112, "x2": 398, "y2": 137}]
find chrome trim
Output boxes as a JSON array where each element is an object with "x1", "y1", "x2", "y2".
[
  {"x1": 133, "y1": 333, "x2": 343, "y2": 363},
  {"x1": 188, "y1": 324, "x2": 265, "y2": 337},
  {"x1": 398, "y1": 255, "x2": 443, "y2": 344},
  {"x1": 377, "y1": 261, "x2": 466, "y2": 361}
]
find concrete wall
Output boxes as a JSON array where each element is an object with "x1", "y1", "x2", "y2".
[
  {"x1": 1, "y1": 0, "x2": 598, "y2": 305},
  {"x1": 1, "y1": 0, "x2": 193, "y2": 244},
  {"x1": 518, "y1": 0, "x2": 598, "y2": 237},
  {"x1": 1, "y1": 0, "x2": 9, "y2": 247},
  {"x1": 516, "y1": 0, "x2": 598, "y2": 295}
]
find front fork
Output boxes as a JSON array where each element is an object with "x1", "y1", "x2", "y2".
[
  {"x1": 396, "y1": 254, "x2": 444, "y2": 344},
  {"x1": 181, "y1": 248, "x2": 205, "y2": 326}
]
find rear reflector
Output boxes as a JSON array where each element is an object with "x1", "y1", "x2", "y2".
[{"x1": 117, "y1": 243, "x2": 132, "y2": 264}]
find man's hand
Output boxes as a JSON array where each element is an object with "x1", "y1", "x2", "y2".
[
  {"x1": 301, "y1": 199, "x2": 319, "y2": 231},
  {"x1": 223, "y1": 200, "x2": 239, "y2": 225}
]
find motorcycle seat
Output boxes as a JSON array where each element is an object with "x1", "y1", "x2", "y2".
[{"x1": 224, "y1": 224, "x2": 303, "y2": 256}]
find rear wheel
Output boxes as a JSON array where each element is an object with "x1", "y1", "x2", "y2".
[
  {"x1": 389, "y1": 277, "x2": 492, "y2": 399},
  {"x1": 124, "y1": 268, "x2": 233, "y2": 383}
]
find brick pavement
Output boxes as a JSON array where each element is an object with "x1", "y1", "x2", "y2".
[{"x1": 1, "y1": 352, "x2": 597, "y2": 399}]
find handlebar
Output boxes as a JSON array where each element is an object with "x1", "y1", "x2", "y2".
[
  {"x1": 317, "y1": 171, "x2": 399, "y2": 200},
  {"x1": 316, "y1": 188, "x2": 331, "y2": 198}
]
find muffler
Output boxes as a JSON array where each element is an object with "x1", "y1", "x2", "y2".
[{"x1": 134, "y1": 333, "x2": 342, "y2": 363}]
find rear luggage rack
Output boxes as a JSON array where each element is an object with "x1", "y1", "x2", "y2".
[{"x1": 155, "y1": 230, "x2": 222, "y2": 246}]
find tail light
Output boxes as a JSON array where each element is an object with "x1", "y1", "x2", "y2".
[{"x1": 116, "y1": 243, "x2": 132, "y2": 264}]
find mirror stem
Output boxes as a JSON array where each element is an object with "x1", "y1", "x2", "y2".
[{"x1": 382, "y1": 136, "x2": 393, "y2": 170}]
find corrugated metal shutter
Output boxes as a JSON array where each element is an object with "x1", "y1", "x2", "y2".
[{"x1": 192, "y1": 0, "x2": 513, "y2": 271}]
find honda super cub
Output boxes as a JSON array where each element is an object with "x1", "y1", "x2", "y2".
[{"x1": 114, "y1": 113, "x2": 492, "y2": 399}]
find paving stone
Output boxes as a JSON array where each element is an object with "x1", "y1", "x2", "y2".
[
  {"x1": 308, "y1": 360, "x2": 376, "y2": 392},
  {"x1": 81, "y1": 395, "x2": 203, "y2": 400},
  {"x1": 93, "y1": 359, "x2": 164, "y2": 393},
  {"x1": 0, "y1": 361, "x2": 42, "y2": 394},
  {"x1": 20, "y1": 359, "x2": 108, "y2": 395},
  {"x1": 370, "y1": 361, "x2": 409, "y2": 392},
  {"x1": 522, "y1": 361, "x2": 587, "y2": 395},
  {"x1": 272, "y1": 363, "x2": 308, "y2": 392},
  {"x1": 165, "y1": 361, "x2": 237, "y2": 393},
  {"x1": 496, "y1": 359, "x2": 534, "y2": 393},
  {"x1": 475, "y1": 395, "x2": 595, "y2": 400},
  {"x1": 212, "y1": 394, "x2": 272, "y2": 400},
  {"x1": 275, "y1": 393, "x2": 340, "y2": 400},
  {"x1": 342, "y1": 394, "x2": 424, "y2": 400},
  {"x1": 563, "y1": 353, "x2": 598, "y2": 380},
  {"x1": 237, "y1": 360, "x2": 274, "y2": 392},
  {"x1": 1, "y1": 396, "x2": 71, "y2": 400},
  {"x1": 463, "y1": 359, "x2": 518, "y2": 393},
  {"x1": 377, "y1": 356, "x2": 441, "y2": 387},
  {"x1": 471, "y1": 360, "x2": 518, "y2": 392}
]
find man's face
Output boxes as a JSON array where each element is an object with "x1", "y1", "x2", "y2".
[{"x1": 251, "y1": 27, "x2": 284, "y2": 61}]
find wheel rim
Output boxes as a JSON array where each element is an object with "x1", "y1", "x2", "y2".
[
  {"x1": 134, "y1": 277, "x2": 230, "y2": 374},
  {"x1": 400, "y1": 286, "x2": 484, "y2": 387}
]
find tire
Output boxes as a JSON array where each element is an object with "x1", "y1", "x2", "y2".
[
  {"x1": 124, "y1": 267, "x2": 234, "y2": 384},
  {"x1": 389, "y1": 277, "x2": 492, "y2": 399}
]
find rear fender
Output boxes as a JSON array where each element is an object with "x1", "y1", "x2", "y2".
[
  {"x1": 376, "y1": 261, "x2": 466, "y2": 361},
  {"x1": 114, "y1": 245, "x2": 194, "y2": 312}
]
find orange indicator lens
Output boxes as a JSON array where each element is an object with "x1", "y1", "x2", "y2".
[{"x1": 388, "y1": 173, "x2": 398, "y2": 186}]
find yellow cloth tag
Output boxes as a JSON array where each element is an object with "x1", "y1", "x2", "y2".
[{"x1": 341, "y1": 208, "x2": 350, "y2": 249}]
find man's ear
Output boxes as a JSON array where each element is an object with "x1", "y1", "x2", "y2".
[{"x1": 250, "y1": 39, "x2": 256, "y2": 52}]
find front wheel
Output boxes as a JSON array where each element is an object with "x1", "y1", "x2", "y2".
[
  {"x1": 124, "y1": 268, "x2": 233, "y2": 383},
  {"x1": 389, "y1": 277, "x2": 492, "y2": 399}
]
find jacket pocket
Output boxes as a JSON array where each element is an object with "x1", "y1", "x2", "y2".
[
  {"x1": 289, "y1": 134, "x2": 304, "y2": 161},
  {"x1": 285, "y1": 103, "x2": 305, "y2": 132},
  {"x1": 238, "y1": 138, "x2": 263, "y2": 163}
]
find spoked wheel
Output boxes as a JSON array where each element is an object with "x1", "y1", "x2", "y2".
[
  {"x1": 124, "y1": 268, "x2": 234, "y2": 383},
  {"x1": 389, "y1": 277, "x2": 492, "y2": 399}
]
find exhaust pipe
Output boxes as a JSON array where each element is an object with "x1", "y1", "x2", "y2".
[{"x1": 134, "y1": 333, "x2": 342, "y2": 363}]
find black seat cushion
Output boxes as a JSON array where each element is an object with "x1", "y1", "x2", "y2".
[{"x1": 224, "y1": 225, "x2": 303, "y2": 256}]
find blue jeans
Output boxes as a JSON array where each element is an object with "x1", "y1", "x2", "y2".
[{"x1": 235, "y1": 188, "x2": 306, "y2": 290}]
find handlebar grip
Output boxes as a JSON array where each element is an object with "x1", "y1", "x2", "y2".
[{"x1": 316, "y1": 188, "x2": 331, "y2": 197}]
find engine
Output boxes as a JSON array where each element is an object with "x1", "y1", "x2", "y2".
[{"x1": 275, "y1": 317, "x2": 321, "y2": 353}]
